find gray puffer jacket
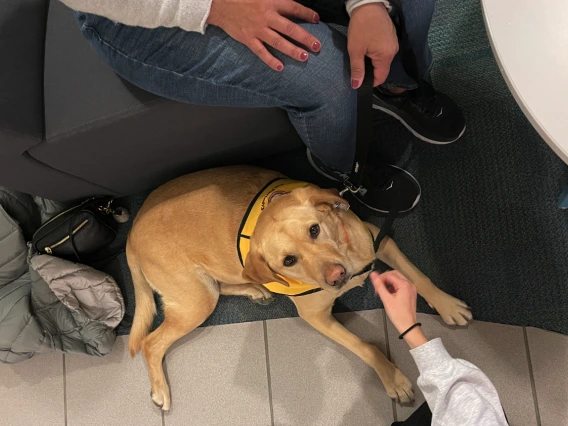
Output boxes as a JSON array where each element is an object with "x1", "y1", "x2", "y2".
[{"x1": 0, "y1": 188, "x2": 124, "y2": 364}]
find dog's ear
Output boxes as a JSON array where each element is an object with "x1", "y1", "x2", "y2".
[
  {"x1": 268, "y1": 191, "x2": 288, "y2": 204},
  {"x1": 306, "y1": 188, "x2": 350, "y2": 212},
  {"x1": 242, "y1": 250, "x2": 289, "y2": 286}
]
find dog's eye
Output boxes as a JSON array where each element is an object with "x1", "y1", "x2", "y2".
[
  {"x1": 309, "y1": 224, "x2": 320, "y2": 239},
  {"x1": 283, "y1": 255, "x2": 297, "y2": 267}
]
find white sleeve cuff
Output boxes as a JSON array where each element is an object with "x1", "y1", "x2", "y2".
[
  {"x1": 409, "y1": 338, "x2": 453, "y2": 373},
  {"x1": 345, "y1": 0, "x2": 391, "y2": 17}
]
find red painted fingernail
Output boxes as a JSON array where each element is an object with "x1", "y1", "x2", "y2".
[
  {"x1": 300, "y1": 51, "x2": 308, "y2": 61},
  {"x1": 276, "y1": 64, "x2": 284, "y2": 71},
  {"x1": 312, "y1": 41, "x2": 321, "y2": 52},
  {"x1": 313, "y1": 13, "x2": 320, "y2": 23},
  {"x1": 351, "y1": 79, "x2": 360, "y2": 89}
]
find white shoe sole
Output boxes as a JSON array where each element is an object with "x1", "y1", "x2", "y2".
[
  {"x1": 372, "y1": 103, "x2": 466, "y2": 145},
  {"x1": 353, "y1": 164, "x2": 422, "y2": 214},
  {"x1": 307, "y1": 149, "x2": 421, "y2": 214}
]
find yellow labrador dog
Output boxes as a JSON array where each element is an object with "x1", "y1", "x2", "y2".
[{"x1": 126, "y1": 166, "x2": 471, "y2": 411}]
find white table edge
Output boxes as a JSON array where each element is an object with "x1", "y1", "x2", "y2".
[{"x1": 480, "y1": 0, "x2": 568, "y2": 165}]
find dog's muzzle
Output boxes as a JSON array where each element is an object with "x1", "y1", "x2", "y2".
[{"x1": 325, "y1": 264, "x2": 349, "y2": 288}]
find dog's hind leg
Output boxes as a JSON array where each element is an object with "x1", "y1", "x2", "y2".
[
  {"x1": 141, "y1": 271, "x2": 219, "y2": 411},
  {"x1": 291, "y1": 294, "x2": 414, "y2": 404},
  {"x1": 219, "y1": 283, "x2": 274, "y2": 304}
]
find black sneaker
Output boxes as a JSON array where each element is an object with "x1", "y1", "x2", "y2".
[
  {"x1": 353, "y1": 163, "x2": 421, "y2": 213},
  {"x1": 373, "y1": 82, "x2": 466, "y2": 144},
  {"x1": 307, "y1": 149, "x2": 421, "y2": 214},
  {"x1": 307, "y1": 149, "x2": 351, "y2": 182}
]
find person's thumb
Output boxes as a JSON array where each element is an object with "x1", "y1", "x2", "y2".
[
  {"x1": 348, "y1": 47, "x2": 365, "y2": 89},
  {"x1": 371, "y1": 56, "x2": 390, "y2": 87}
]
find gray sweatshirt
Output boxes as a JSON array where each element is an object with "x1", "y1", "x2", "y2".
[
  {"x1": 411, "y1": 338, "x2": 509, "y2": 426},
  {"x1": 59, "y1": 0, "x2": 389, "y2": 34}
]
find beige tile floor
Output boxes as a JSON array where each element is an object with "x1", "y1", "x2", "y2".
[{"x1": 1, "y1": 309, "x2": 567, "y2": 426}]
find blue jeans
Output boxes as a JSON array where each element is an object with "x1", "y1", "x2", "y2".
[{"x1": 76, "y1": 0, "x2": 435, "y2": 172}]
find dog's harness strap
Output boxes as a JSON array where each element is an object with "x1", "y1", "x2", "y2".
[
  {"x1": 237, "y1": 177, "x2": 285, "y2": 267},
  {"x1": 239, "y1": 179, "x2": 323, "y2": 296},
  {"x1": 289, "y1": 288, "x2": 323, "y2": 297}
]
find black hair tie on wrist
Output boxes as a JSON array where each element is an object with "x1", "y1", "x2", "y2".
[{"x1": 399, "y1": 323, "x2": 422, "y2": 339}]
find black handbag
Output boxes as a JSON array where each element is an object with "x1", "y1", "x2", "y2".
[{"x1": 32, "y1": 198, "x2": 118, "y2": 261}]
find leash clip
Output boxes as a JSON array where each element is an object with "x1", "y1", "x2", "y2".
[{"x1": 339, "y1": 178, "x2": 367, "y2": 197}]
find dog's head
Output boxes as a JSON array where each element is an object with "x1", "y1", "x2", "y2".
[{"x1": 242, "y1": 186, "x2": 375, "y2": 293}]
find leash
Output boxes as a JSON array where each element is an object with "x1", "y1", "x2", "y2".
[
  {"x1": 340, "y1": 58, "x2": 401, "y2": 279},
  {"x1": 340, "y1": 0, "x2": 425, "y2": 196},
  {"x1": 340, "y1": 0, "x2": 426, "y2": 278}
]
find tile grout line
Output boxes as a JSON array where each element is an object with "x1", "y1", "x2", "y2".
[
  {"x1": 263, "y1": 320, "x2": 275, "y2": 426},
  {"x1": 382, "y1": 309, "x2": 398, "y2": 423},
  {"x1": 162, "y1": 353, "x2": 167, "y2": 426},
  {"x1": 63, "y1": 353, "x2": 68, "y2": 426},
  {"x1": 382, "y1": 309, "x2": 392, "y2": 361},
  {"x1": 523, "y1": 327, "x2": 542, "y2": 426}
]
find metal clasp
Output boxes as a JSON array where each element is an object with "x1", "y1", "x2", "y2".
[
  {"x1": 339, "y1": 179, "x2": 367, "y2": 197},
  {"x1": 98, "y1": 199, "x2": 115, "y2": 215}
]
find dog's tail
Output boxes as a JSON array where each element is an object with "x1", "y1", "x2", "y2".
[{"x1": 128, "y1": 254, "x2": 156, "y2": 357}]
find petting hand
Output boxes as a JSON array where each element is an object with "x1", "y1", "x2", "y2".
[
  {"x1": 371, "y1": 270, "x2": 418, "y2": 334},
  {"x1": 348, "y1": 3, "x2": 398, "y2": 88},
  {"x1": 207, "y1": 0, "x2": 322, "y2": 71}
]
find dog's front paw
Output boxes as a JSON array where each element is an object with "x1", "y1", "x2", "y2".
[
  {"x1": 383, "y1": 367, "x2": 414, "y2": 404},
  {"x1": 247, "y1": 285, "x2": 275, "y2": 305},
  {"x1": 429, "y1": 291, "x2": 472, "y2": 326},
  {"x1": 151, "y1": 387, "x2": 171, "y2": 412}
]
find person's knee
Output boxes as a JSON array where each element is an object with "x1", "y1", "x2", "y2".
[
  {"x1": 281, "y1": 24, "x2": 356, "y2": 142},
  {"x1": 279, "y1": 23, "x2": 353, "y2": 110}
]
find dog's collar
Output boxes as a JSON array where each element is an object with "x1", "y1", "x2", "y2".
[
  {"x1": 353, "y1": 261, "x2": 375, "y2": 278},
  {"x1": 352, "y1": 210, "x2": 397, "y2": 279},
  {"x1": 351, "y1": 229, "x2": 378, "y2": 279}
]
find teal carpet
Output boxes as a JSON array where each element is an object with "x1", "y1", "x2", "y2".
[{"x1": 103, "y1": 0, "x2": 568, "y2": 336}]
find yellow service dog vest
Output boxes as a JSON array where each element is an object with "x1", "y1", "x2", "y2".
[{"x1": 237, "y1": 178, "x2": 321, "y2": 296}]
